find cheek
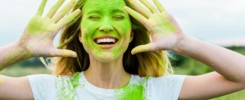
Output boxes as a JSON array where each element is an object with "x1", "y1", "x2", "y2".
[
  {"x1": 80, "y1": 21, "x2": 97, "y2": 43},
  {"x1": 79, "y1": 29, "x2": 92, "y2": 51},
  {"x1": 80, "y1": 19, "x2": 98, "y2": 35},
  {"x1": 81, "y1": 32, "x2": 91, "y2": 47},
  {"x1": 113, "y1": 21, "x2": 132, "y2": 37},
  {"x1": 120, "y1": 27, "x2": 132, "y2": 43}
]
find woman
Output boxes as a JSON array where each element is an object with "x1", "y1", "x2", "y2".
[{"x1": 0, "y1": 0, "x2": 244, "y2": 99}]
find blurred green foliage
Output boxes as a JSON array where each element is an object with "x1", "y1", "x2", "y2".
[
  {"x1": 170, "y1": 46, "x2": 245, "y2": 75},
  {"x1": 169, "y1": 46, "x2": 245, "y2": 100}
]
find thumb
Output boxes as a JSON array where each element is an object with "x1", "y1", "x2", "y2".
[
  {"x1": 50, "y1": 49, "x2": 77, "y2": 57},
  {"x1": 131, "y1": 44, "x2": 152, "y2": 55}
]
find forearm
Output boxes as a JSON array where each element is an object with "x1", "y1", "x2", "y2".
[
  {"x1": 174, "y1": 36, "x2": 245, "y2": 83},
  {"x1": 0, "y1": 42, "x2": 32, "y2": 70}
]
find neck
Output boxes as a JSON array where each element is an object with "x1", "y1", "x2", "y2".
[{"x1": 84, "y1": 55, "x2": 130, "y2": 89}]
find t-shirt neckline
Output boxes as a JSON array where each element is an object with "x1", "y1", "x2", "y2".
[{"x1": 80, "y1": 72, "x2": 134, "y2": 96}]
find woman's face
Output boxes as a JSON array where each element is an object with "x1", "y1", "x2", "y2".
[{"x1": 80, "y1": 0, "x2": 132, "y2": 62}]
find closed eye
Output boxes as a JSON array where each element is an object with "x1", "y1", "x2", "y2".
[
  {"x1": 88, "y1": 16, "x2": 100, "y2": 20},
  {"x1": 113, "y1": 15, "x2": 125, "y2": 20}
]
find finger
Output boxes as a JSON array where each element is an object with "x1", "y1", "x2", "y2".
[
  {"x1": 167, "y1": 14, "x2": 183, "y2": 33},
  {"x1": 57, "y1": 9, "x2": 81, "y2": 29},
  {"x1": 128, "y1": 0, "x2": 151, "y2": 18},
  {"x1": 124, "y1": 6, "x2": 148, "y2": 25},
  {"x1": 131, "y1": 44, "x2": 152, "y2": 55},
  {"x1": 139, "y1": 0, "x2": 158, "y2": 13},
  {"x1": 52, "y1": 0, "x2": 76, "y2": 23},
  {"x1": 50, "y1": 49, "x2": 77, "y2": 57},
  {"x1": 57, "y1": 33, "x2": 77, "y2": 49},
  {"x1": 36, "y1": 0, "x2": 47, "y2": 16},
  {"x1": 153, "y1": 0, "x2": 167, "y2": 13},
  {"x1": 46, "y1": 0, "x2": 65, "y2": 18}
]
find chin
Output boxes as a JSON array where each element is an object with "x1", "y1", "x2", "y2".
[
  {"x1": 93, "y1": 53, "x2": 122, "y2": 63},
  {"x1": 94, "y1": 56, "x2": 120, "y2": 63}
]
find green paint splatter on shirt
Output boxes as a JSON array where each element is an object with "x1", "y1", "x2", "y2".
[
  {"x1": 70, "y1": 72, "x2": 81, "y2": 88},
  {"x1": 117, "y1": 84, "x2": 145, "y2": 100},
  {"x1": 116, "y1": 75, "x2": 150, "y2": 100},
  {"x1": 56, "y1": 72, "x2": 84, "y2": 100},
  {"x1": 55, "y1": 73, "x2": 151, "y2": 100}
]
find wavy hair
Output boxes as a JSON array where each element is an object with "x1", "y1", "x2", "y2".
[{"x1": 52, "y1": 0, "x2": 172, "y2": 77}]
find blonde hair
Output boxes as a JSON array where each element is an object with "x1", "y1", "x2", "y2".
[{"x1": 52, "y1": 0, "x2": 172, "y2": 77}]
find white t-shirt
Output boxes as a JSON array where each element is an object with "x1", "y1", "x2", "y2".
[{"x1": 28, "y1": 72, "x2": 185, "y2": 100}]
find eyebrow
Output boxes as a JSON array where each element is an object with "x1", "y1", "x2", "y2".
[
  {"x1": 87, "y1": 10, "x2": 102, "y2": 15},
  {"x1": 86, "y1": 9, "x2": 126, "y2": 15},
  {"x1": 111, "y1": 9, "x2": 126, "y2": 14}
]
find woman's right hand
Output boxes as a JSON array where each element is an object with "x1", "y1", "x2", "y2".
[{"x1": 18, "y1": 0, "x2": 80, "y2": 57}]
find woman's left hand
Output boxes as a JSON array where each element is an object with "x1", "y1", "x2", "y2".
[{"x1": 124, "y1": 0, "x2": 185, "y2": 54}]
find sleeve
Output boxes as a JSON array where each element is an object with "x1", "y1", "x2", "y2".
[
  {"x1": 27, "y1": 74, "x2": 57, "y2": 100},
  {"x1": 147, "y1": 75, "x2": 186, "y2": 100}
]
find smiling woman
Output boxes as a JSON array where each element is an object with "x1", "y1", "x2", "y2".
[
  {"x1": 55, "y1": 0, "x2": 169, "y2": 77},
  {"x1": 0, "y1": 0, "x2": 245, "y2": 100}
]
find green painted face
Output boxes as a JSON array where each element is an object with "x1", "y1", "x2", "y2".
[{"x1": 80, "y1": 0, "x2": 132, "y2": 62}]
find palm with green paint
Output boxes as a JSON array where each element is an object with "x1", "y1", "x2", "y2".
[
  {"x1": 124, "y1": 0, "x2": 185, "y2": 54},
  {"x1": 19, "y1": 0, "x2": 80, "y2": 57}
]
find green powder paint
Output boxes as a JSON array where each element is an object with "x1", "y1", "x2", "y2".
[
  {"x1": 70, "y1": 72, "x2": 81, "y2": 88},
  {"x1": 116, "y1": 76, "x2": 150, "y2": 100},
  {"x1": 118, "y1": 84, "x2": 145, "y2": 100},
  {"x1": 80, "y1": 0, "x2": 132, "y2": 61},
  {"x1": 56, "y1": 72, "x2": 84, "y2": 100},
  {"x1": 55, "y1": 73, "x2": 152, "y2": 100}
]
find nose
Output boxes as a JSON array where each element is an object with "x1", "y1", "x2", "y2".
[{"x1": 99, "y1": 18, "x2": 113, "y2": 33}]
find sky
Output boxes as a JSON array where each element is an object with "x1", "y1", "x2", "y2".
[{"x1": 0, "y1": 0, "x2": 245, "y2": 46}]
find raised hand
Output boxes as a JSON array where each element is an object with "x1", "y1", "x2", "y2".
[
  {"x1": 124, "y1": 0, "x2": 184, "y2": 54},
  {"x1": 18, "y1": 0, "x2": 80, "y2": 57}
]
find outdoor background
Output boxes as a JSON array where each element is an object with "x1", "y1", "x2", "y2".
[{"x1": 0, "y1": 0, "x2": 244, "y2": 99}]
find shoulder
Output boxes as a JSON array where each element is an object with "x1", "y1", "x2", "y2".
[
  {"x1": 27, "y1": 74, "x2": 57, "y2": 81},
  {"x1": 27, "y1": 74, "x2": 58, "y2": 100},
  {"x1": 148, "y1": 75, "x2": 186, "y2": 93},
  {"x1": 27, "y1": 74, "x2": 58, "y2": 88},
  {"x1": 132, "y1": 74, "x2": 186, "y2": 100},
  {"x1": 131, "y1": 74, "x2": 186, "y2": 84},
  {"x1": 27, "y1": 73, "x2": 82, "y2": 100},
  {"x1": 149, "y1": 74, "x2": 186, "y2": 84}
]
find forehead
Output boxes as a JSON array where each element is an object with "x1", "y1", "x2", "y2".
[{"x1": 83, "y1": 0, "x2": 126, "y2": 12}]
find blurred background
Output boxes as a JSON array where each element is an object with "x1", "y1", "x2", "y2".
[{"x1": 0, "y1": 0, "x2": 244, "y2": 99}]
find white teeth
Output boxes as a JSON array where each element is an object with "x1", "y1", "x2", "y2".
[{"x1": 96, "y1": 38, "x2": 116, "y2": 44}]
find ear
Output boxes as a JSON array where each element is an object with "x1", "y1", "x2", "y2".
[{"x1": 130, "y1": 32, "x2": 134, "y2": 43}]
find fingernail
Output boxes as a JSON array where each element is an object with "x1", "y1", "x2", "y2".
[{"x1": 131, "y1": 51, "x2": 136, "y2": 55}]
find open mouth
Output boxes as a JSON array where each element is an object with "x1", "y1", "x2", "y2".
[{"x1": 94, "y1": 37, "x2": 118, "y2": 45}]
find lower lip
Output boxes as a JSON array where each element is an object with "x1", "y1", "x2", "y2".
[{"x1": 97, "y1": 44, "x2": 115, "y2": 49}]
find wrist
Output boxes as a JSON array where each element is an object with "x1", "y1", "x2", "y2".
[
  {"x1": 15, "y1": 41, "x2": 33, "y2": 59},
  {"x1": 172, "y1": 35, "x2": 196, "y2": 55}
]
